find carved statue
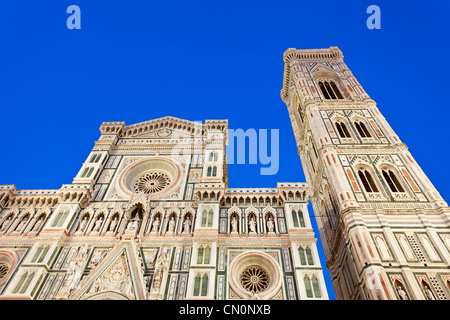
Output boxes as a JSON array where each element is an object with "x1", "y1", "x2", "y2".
[
  {"x1": 93, "y1": 216, "x2": 103, "y2": 232},
  {"x1": 109, "y1": 216, "x2": 118, "y2": 232},
  {"x1": 15, "y1": 216, "x2": 28, "y2": 232},
  {"x1": 32, "y1": 216, "x2": 44, "y2": 232},
  {"x1": 145, "y1": 250, "x2": 157, "y2": 268},
  {"x1": 62, "y1": 247, "x2": 88, "y2": 294},
  {"x1": 183, "y1": 216, "x2": 192, "y2": 233},
  {"x1": 126, "y1": 216, "x2": 139, "y2": 231},
  {"x1": 231, "y1": 216, "x2": 238, "y2": 233},
  {"x1": 248, "y1": 216, "x2": 256, "y2": 233},
  {"x1": 78, "y1": 216, "x2": 88, "y2": 232},
  {"x1": 396, "y1": 286, "x2": 409, "y2": 300},
  {"x1": 167, "y1": 216, "x2": 175, "y2": 233},
  {"x1": 0, "y1": 216, "x2": 12, "y2": 232},
  {"x1": 152, "y1": 216, "x2": 160, "y2": 233},
  {"x1": 424, "y1": 285, "x2": 435, "y2": 300},
  {"x1": 267, "y1": 216, "x2": 275, "y2": 232}
]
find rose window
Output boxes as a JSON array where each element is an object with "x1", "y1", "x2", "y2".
[
  {"x1": 133, "y1": 172, "x2": 171, "y2": 194},
  {"x1": 239, "y1": 265, "x2": 270, "y2": 293},
  {"x1": 0, "y1": 263, "x2": 9, "y2": 281}
]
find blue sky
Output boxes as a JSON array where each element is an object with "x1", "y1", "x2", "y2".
[{"x1": 1, "y1": 0, "x2": 449, "y2": 300}]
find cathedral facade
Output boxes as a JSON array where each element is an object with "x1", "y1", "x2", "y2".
[
  {"x1": 281, "y1": 47, "x2": 450, "y2": 300},
  {"x1": 0, "y1": 117, "x2": 328, "y2": 300}
]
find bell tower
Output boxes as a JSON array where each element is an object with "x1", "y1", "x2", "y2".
[{"x1": 281, "y1": 47, "x2": 450, "y2": 300}]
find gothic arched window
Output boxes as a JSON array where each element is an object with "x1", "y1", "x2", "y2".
[
  {"x1": 335, "y1": 121, "x2": 351, "y2": 138},
  {"x1": 358, "y1": 169, "x2": 379, "y2": 193},
  {"x1": 354, "y1": 121, "x2": 371, "y2": 138},
  {"x1": 212, "y1": 166, "x2": 217, "y2": 177},
  {"x1": 382, "y1": 169, "x2": 405, "y2": 193},
  {"x1": 319, "y1": 81, "x2": 344, "y2": 100},
  {"x1": 207, "y1": 166, "x2": 212, "y2": 177}
]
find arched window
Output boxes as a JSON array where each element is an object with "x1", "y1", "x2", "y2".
[
  {"x1": 319, "y1": 81, "x2": 344, "y2": 100},
  {"x1": 81, "y1": 168, "x2": 89, "y2": 178},
  {"x1": 306, "y1": 247, "x2": 314, "y2": 265},
  {"x1": 299, "y1": 247, "x2": 307, "y2": 265},
  {"x1": 209, "y1": 152, "x2": 213, "y2": 161},
  {"x1": 201, "y1": 274, "x2": 209, "y2": 296},
  {"x1": 193, "y1": 273, "x2": 209, "y2": 296},
  {"x1": 298, "y1": 211, "x2": 306, "y2": 227},
  {"x1": 292, "y1": 210, "x2": 306, "y2": 228},
  {"x1": 311, "y1": 275, "x2": 321, "y2": 298},
  {"x1": 212, "y1": 166, "x2": 217, "y2": 177},
  {"x1": 197, "y1": 247, "x2": 204, "y2": 264},
  {"x1": 358, "y1": 169, "x2": 379, "y2": 193},
  {"x1": 292, "y1": 210, "x2": 299, "y2": 228},
  {"x1": 335, "y1": 121, "x2": 351, "y2": 138},
  {"x1": 214, "y1": 153, "x2": 218, "y2": 162},
  {"x1": 304, "y1": 275, "x2": 313, "y2": 298},
  {"x1": 87, "y1": 167, "x2": 94, "y2": 178},
  {"x1": 201, "y1": 210, "x2": 213, "y2": 227},
  {"x1": 382, "y1": 169, "x2": 405, "y2": 193},
  {"x1": 354, "y1": 121, "x2": 371, "y2": 138},
  {"x1": 207, "y1": 166, "x2": 212, "y2": 177}
]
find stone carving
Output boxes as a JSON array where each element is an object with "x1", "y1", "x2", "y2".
[
  {"x1": 151, "y1": 216, "x2": 160, "y2": 233},
  {"x1": 231, "y1": 216, "x2": 238, "y2": 233},
  {"x1": 31, "y1": 216, "x2": 45, "y2": 232},
  {"x1": 126, "y1": 217, "x2": 140, "y2": 231},
  {"x1": 108, "y1": 217, "x2": 119, "y2": 232},
  {"x1": 183, "y1": 216, "x2": 192, "y2": 233},
  {"x1": 150, "y1": 247, "x2": 170, "y2": 294},
  {"x1": 396, "y1": 286, "x2": 408, "y2": 300},
  {"x1": 423, "y1": 285, "x2": 435, "y2": 300},
  {"x1": 87, "y1": 253, "x2": 133, "y2": 298},
  {"x1": 93, "y1": 216, "x2": 103, "y2": 233},
  {"x1": 248, "y1": 216, "x2": 257, "y2": 234},
  {"x1": 267, "y1": 216, "x2": 275, "y2": 233},
  {"x1": 15, "y1": 216, "x2": 28, "y2": 232},
  {"x1": 167, "y1": 216, "x2": 175, "y2": 233},
  {"x1": 144, "y1": 249, "x2": 158, "y2": 269},
  {"x1": 0, "y1": 216, "x2": 12, "y2": 232},
  {"x1": 60, "y1": 246, "x2": 89, "y2": 295},
  {"x1": 78, "y1": 216, "x2": 89, "y2": 233},
  {"x1": 88, "y1": 249, "x2": 108, "y2": 268}
]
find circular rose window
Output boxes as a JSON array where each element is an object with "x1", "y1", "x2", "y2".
[
  {"x1": 134, "y1": 171, "x2": 171, "y2": 194},
  {"x1": 240, "y1": 265, "x2": 270, "y2": 293},
  {"x1": 228, "y1": 251, "x2": 282, "y2": 299},
  {"x1": 117, "y1": 157, "x2": 182, "y2": 199},
  {"x1": 0, "y1": 263, "x2": 9, "y2": 281}
]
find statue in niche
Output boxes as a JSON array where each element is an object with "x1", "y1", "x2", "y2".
[
  {"x1": 144, "y1": 250, "x2": 157, "y2": 268},
  {"x1": 126, "y1": 216, "x2": 139, "y2": 231},
  {"x1": 62, "y1": 247, "x2": 88, "y2": 294},
  {"x1": 32, "y1": 216, "x2": 45, "y2": 232},
  {"x1": 108, "y1": 216, "x2": 119, "y2": 232},
  {"x1": 183, "y1": 216, "x2": 192, "y2": 233},
  {"x1": 267, "y1": 216, "x2": 275, "y2": 232},
  {"x1": 150, "y1": 248, "x2": 170, "y2": 294},
  {"x1": 423, "y1": 284, "x2": 435, "y2": 300},
  {"x1": 89, "y1": 250, "x2": 106, "y2": 268},
  {"x1": 78, "y1": 216, "x2": 89, "y2": 232},
  {"x1": 93, "y1": 216, "x2": 103, "y2": 232},
  {"x1": 152, "y1": 216, "x2": 160, "y2": 233},
  {"x1": 396, "y1": 285, "x2": 409, "y2": 300},
  {"x1": 15, "y1": 216, "x2": 28, "y2": 232},
  {"x1": 167, "y1": 216, "x2": 175, "y2": 233},
  {"x1": 231, "y1": 216, "x2": 238, "y2": 233},
  {"x1": 248, "y1": 216, "x2": 257, "y2": 233},
  {"x1": 0, "y1": 216, "x2": 12, "y2": 232}
]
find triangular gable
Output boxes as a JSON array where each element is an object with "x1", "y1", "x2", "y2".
[{"x1": 69, "y1": 241, "x2": 146, "y2": 300}]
